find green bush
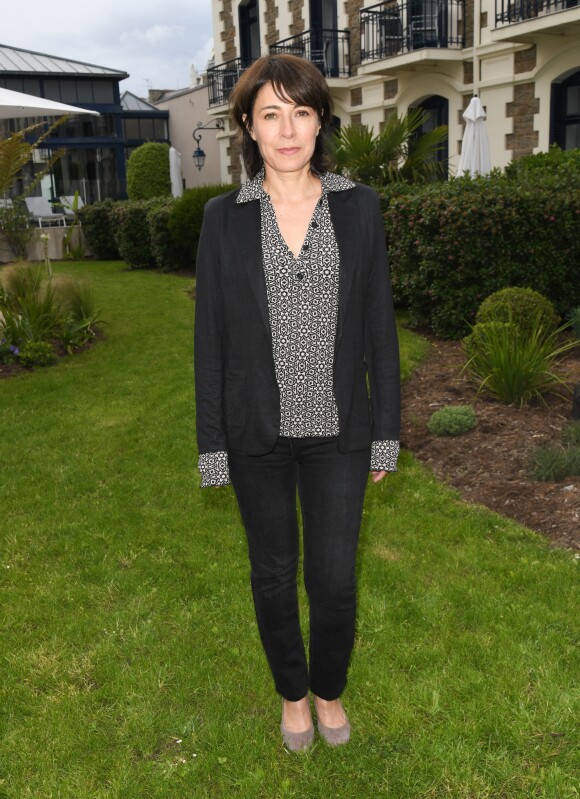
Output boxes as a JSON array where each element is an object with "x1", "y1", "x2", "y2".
[
  {"x1": 148, "y1": 199, "x2": 179, "y2": 272},
  {"x1": 78, "y1": 199, "x2": 121, "y2": 260},
  {"x1": 463, "y1": 317, "x2": 578, "y2": 406},
  {"x1": 17, "y1": 340, "x2": 56, "y2": 367},
  {"x1": 168, "y1": 184, "x2": 235, "y2": 271},
  {"x1": 427, "y1": 405, "x2": 477, "y2": 437},
  {"x1": 383, "y1": 174, "x2": 580, "y2": 338},
  {"x1": 114, "y1": 199, "x2": 167, "y2": 269},
  {"x1": 476, "y1": 287, "x2": 559, "y2": 334},
  {"x1": 126, "y1": 143, "x2": 171, "y2": 201}
]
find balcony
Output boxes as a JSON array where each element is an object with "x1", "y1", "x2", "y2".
[
  {"x1": 269, "y1": 29, "x2": 351, "y2": 78},
  {"x1": 360, "y1": 0, "x2": 464, "y2": 64},
  {"x1": 493, "y1": 0, "x2": 580, "y2": 42},
  {"x1": 207, "y1": 57, "x2": 254, "y2": 108}
]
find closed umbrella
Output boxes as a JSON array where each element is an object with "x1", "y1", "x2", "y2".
[
  {"x1": 457, "y1": 96, "x2": 491, "y2": 177},
  {"x1": 169, "y1": 147, "x2": 183, "y2": 197},
  {"x1": 0, "y1": 86, "x2": 100, "y2": 119}
]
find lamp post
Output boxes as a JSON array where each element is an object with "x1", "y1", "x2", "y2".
[{"x1": 192, "y1": 119, "x2": 225, "y2": 171}]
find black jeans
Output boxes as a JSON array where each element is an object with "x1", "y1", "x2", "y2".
[{"x1": 228, "y1": 436, "x2": 370, "y2": 702}]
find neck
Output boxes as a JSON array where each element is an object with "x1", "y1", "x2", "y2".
[{"x1": 262, "y1": 164, "x2": 321, "y2": 203}]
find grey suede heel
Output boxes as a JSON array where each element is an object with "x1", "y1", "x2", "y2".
[
  {"x1": 316, "y1": 717, "x2": 351, "y2": 746},
  {"x1": 280, "y1": 718, "x2": 314, "y2": 751}
]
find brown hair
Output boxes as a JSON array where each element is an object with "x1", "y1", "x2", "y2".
[{"x1": 229, "y1": 54, "x2": 333, "y2": 179}]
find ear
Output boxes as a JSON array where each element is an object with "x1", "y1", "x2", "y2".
[{"x1": 242, "y1": 113, "x2": 256, "y2": 141}]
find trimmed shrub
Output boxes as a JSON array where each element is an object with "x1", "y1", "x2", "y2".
[
  {"x1": 126, "y1": 142, "x2": 171, "y2": 201},
  {"x1": 168, "y1": 184, "x2": 235, "y2": 271},
  {"x1": 476, "y1": 287, "x2": 559, "y2": 334},
  {"x1": 114, "y1": 199, "x2": 167, "y2": 269},
  {"x1": 427, "y1": 405, "x2": 477, "y2": 437},
  {"x1": 78, "y1": 199, "x2": 121, "y2": 260},
  {"x1": 148, "y1": 199, "x2": 179, "y2": 272},
  {"x1": 383, "y1": 174, "x2": 580, "y2": 338}
]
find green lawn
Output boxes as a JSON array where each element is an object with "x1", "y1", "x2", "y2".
[{"x1": 0, "y1": 261, "x2": 578, "y2": 799}]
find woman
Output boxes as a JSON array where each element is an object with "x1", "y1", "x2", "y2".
[{"x1": 194, "y1": 54, "x2": 400, "y2": 750}]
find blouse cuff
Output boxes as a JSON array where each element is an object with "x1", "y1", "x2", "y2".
[
  {"x1": 370, "y1": 440, "x2": 400, "y2": 472},
  {"x1": 198, "y1": 451, "x2": 231, "y2": 488}
]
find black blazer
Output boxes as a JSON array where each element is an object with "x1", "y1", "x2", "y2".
[{"x1": 194, "y1": 181, "x2": 400, "y2": 458}]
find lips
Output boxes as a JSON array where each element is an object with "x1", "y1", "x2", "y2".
[{"x1": 278, "y1": 147, "x2": 300, "y2": 155}]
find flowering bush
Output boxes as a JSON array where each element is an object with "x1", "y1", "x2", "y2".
[{"x1": 382, "y1": 173, "x2": 580, "y2": 338}]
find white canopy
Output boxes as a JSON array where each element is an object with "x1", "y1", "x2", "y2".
[
  {"x1": 457, "y1": 96, "x2": 491, "y2": 178},
  {"x1": 0, "y1": 86, "x2": 100, "y2": 120}
]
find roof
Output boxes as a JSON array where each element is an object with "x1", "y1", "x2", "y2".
[
  {"x1": 0, "y1": 43, "x2": 128, "y2": 79},
  {"x1": 121, "y1": 91, "x2": 161, "y2": 112}
]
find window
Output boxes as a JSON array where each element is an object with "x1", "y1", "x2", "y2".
[
  {"x1": 239, "y1": 0, "x2": 261, "y2": 64},
  {"x1": 551, "y1": 70, "x2": 580, "y2": 150},
  {"x1": 410, "y1": 95, "x2": 449, "y2": 171}
]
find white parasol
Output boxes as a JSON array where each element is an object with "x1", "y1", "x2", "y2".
[
  {"x1": 457, "y1": 96, "x2": 491, "y2": 178},
  {"x1": 0, "y1": 86, "x2": 100, "y2": 120}
]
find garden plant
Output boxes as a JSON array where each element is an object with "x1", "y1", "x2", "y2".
[{"x1": 427, "y1": 405, "x2": 477, "y2": 437}]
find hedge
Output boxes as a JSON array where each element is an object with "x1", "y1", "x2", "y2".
[
  {"x1": 168, "y1": 184, "x2": 235, "y2": 270},
  {"x1": 113, "y1": 199, "x2": 169, "y2": 269},
  {"x1": 383, "y1": 174, "x2": 580, "y2": 338},
  {"x1": 78, "y1": 199, "x2": 121, "y2": 260}
]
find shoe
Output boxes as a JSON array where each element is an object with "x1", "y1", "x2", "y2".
[
  {"x1": 280, "y1": 702, "x2": 314, "y2": 751},
  {"x1": 314, "y1": 698, "x2": 351, "y2": 746}
]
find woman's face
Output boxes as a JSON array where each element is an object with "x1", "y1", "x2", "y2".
[{"x1": 246, "y1": 82, "x2": 321, "y2": 177}]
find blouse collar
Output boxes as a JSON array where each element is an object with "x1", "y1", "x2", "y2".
[{"x1": 236, "y1": 167, "x2": 355, "y2": 204}]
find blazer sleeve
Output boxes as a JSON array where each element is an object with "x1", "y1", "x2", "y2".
[
  {"x1": 194, "y1": 199, "x2": 228, "y2": 456},
  {"x1": 364, "y1": 189, "x2": 401, "y2": 442}
]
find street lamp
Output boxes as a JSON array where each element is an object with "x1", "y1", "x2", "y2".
[{"x1": 192, "y1": 119, "x2": 224, "y2": 171}]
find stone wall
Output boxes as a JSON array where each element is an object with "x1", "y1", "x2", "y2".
[
  {"x1": 220, "y1": 0, "x2": 237, "y2": 62},
  {"x1": 506, "y1": 82, "x2": 539, "y2": 159},
  {"x1": 265, "y1": 0, "x2": 279, "y2": 46},
  {"x1": 288, "y1": 0, "x2": 305, "y2": 35},
  {"x1": 515, "y1": 46, "x2": 537, "y2": 75},
  {"x1": 227, "y1": 133, "x2": 243, "y2": 185},
  {"x1": 346, "y1": 0, "x2": 364, "y2": 72}
]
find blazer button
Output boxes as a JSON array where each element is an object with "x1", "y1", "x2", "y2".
[
  {"x1": 302, "y1": 243, "x2": 309, "y2": 250},
  {"x1": 296, "y1": 272, "x2": 304, "y2": 280},
  {"x1": 311, "y1": 222, "x2": 318, "y2": 229}
]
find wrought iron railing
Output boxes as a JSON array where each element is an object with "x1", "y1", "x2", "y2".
[
  {"x1": 495, "y1": 0, "x2": 578, "y2": 25},
  {"x1": 360, "y1": 0, "x2": 464, "y2": 62},
  {"x1": 269, "y1": 29, "x2": 351, "y2": 78},
  {"x1": 207, "y1": 57, "x2": 254, "y2": 107}
]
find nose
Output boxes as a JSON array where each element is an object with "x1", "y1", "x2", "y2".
[{"x1": 280, "y1": 113, "x2": 295, "y2": 138}]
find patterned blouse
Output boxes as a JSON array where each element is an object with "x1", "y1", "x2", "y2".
[{"x1": 198, "y1": 169, "x2": 400, "y2": 487}]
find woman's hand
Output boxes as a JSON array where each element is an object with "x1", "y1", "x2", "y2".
[{"x1": 371, "y1": 470, "x2": 388, "y2": 483}]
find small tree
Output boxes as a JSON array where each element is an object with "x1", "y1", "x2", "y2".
[
  {"x1": 126, "y1": 142, "x2": 171, "y2": 200},
  {"x1": 328, "y1": 108, "x2": 448, "y2": 186}
]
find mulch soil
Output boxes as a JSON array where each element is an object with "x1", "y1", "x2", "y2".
[{"x1": 401, "y1": 334, "x2": 580, "y2": 552}]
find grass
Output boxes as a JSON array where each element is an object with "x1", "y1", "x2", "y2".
[{"x1": 0, "y1": 261, "x2": 579, "y2": 799}]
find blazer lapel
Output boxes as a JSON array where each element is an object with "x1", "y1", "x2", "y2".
[
  {"x1": 234, "y1": 199, "x2": 272, "y2": 335},
  {"x1": 329, "y1": 190, "x2": 360, "y2": 350}
]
